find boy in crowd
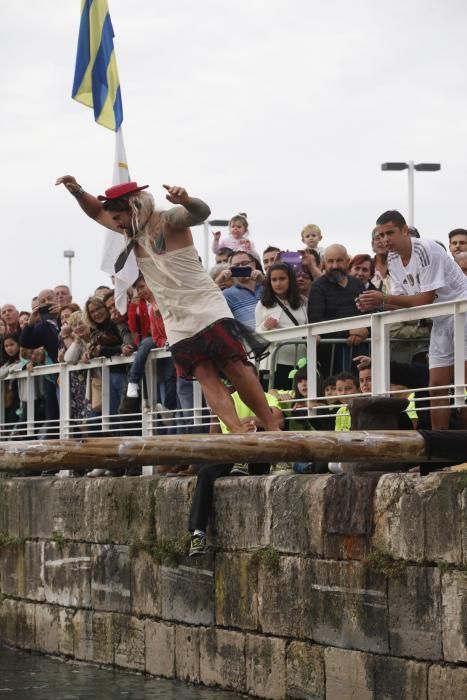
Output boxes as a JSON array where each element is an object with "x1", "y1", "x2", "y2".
[{"x1": 358, "y1": 210, "x2": 467, "y2": 430}]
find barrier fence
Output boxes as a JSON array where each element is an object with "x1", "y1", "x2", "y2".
[{"x1": 0, "y1": 300, "x2": 465, "y2": 446}]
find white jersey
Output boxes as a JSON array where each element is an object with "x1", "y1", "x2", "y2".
[{"x1": 388, "y1": 238, "x2": 467, "y2": 304}]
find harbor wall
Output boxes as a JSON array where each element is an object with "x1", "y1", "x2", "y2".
[{"x1": 0, "y1": 472, "x2": 466, "y2": 699}]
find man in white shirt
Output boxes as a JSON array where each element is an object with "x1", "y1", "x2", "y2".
[{"x1": 358, "y1": 210, "x2": 467, "y2": 430}]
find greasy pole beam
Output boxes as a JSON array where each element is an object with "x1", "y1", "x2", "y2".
[{"x1": 0, "y1": 431, "x2": 449, "y2": 474}]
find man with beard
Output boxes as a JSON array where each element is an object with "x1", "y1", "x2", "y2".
[{"x1": 308, "y1": 244, "x2": 369, "y2": 376}]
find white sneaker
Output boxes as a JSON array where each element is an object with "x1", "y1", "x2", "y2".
[
  {"x1": 328, "y1": 462, "x2": 343, "y2": 474},
  {"x1": 87, "y1": 469, "x2": 106, "y2": 478},
  {"x1": 127, "y1": 382, "x2": 139, "y2": 398},
  {"x1": 156, "y1": 402, "x2": 175, "y2": 427}
]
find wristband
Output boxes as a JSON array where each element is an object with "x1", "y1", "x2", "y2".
[{"x1": 71, "y1": 186, "x2": 84, "y2": 199}]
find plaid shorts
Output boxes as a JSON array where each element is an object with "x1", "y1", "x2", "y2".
[{"x1": 171, "y1": 318, "x2": 269, "y2": 379}]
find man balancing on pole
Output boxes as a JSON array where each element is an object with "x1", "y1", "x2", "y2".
[{"x1": 55, "y1": 176, "x2": 281, "y2": 432}]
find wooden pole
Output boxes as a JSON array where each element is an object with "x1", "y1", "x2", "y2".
[{"x1": 0, "y1": 431, "x2": 450, "y2": 474}]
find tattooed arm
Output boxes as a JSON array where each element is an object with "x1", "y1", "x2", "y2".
[{"x1": 162, "y1": 184, "x2": 211, "y2": 230}]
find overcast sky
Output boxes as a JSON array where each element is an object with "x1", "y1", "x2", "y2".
[{"x1": 1, "y1": 0, "x2": 466, "y2": 310}]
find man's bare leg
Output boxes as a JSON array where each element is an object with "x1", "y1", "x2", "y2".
[
  {"x1": 429, "y1": 366, "x2": 453, "y2": 430},
  {"x1": 222, "y1": 360, "x2": 282, "y2": 431},
  {"x1": 193, "y1": 361, "x2": 254, "y2": 433}
]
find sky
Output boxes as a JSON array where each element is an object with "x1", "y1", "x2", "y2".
[{"x1": 1, "y1": 0, "x2": 467, "y2": 310}]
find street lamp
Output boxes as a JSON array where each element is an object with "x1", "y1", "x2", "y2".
[
  {"x1": 381, "y1": 161, "x2": 441, "y2": 227},
  {"x1": 63, "y1": 250, "x2": 75, "y2": 293},
  {"x1": 199, "y1": 219, "x2": 229, "y2": 270}
]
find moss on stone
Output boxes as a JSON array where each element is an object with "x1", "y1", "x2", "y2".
[
  {"x1": 251, "y1": 547, "x2": 280, "y2": 574},
  {"x1": 364, "y1": 550, "x2": 406, "y2": 579}
]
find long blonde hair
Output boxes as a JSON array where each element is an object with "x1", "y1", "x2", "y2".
[{"x1": 128, "y1": 191, "x2": 155, "y2": 237}]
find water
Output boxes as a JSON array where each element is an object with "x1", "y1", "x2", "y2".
[{"x1": 0, "y1": 647, "x2": 246, "y2": 700}]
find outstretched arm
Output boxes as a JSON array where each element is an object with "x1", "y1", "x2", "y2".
[
  {"x1": 55, "y1": 175, "x2": 119, "y2": 232},
  {"x1": 162, "y1": 184, "x2": 211, "y2": 230}
]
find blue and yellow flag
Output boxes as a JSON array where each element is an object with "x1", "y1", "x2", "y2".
[{"x1": 72, "y1": 0, "x2": 123, "y2": 131}]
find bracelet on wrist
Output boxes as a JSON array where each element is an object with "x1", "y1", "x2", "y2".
[{"x1": 71, "y1": 186, "x2": 84, "y2": 199}]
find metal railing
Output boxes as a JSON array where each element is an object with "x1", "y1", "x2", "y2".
[{"x1": 0, "y1": 299, "x2": 465, "y2": 450}]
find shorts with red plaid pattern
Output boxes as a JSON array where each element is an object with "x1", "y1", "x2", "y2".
[{"x1": 170, "y1": 317, "x2": 269, "y2": 379}]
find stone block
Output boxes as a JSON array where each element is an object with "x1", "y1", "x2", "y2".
[
  {"x1": 91, "y1": 544, "x2": 131, "y2": 612},
  {"x1": 216, "y1": 553, "x2": 258, "y2": 630},
  {"x1": 57, "y1": 607, "x2": 76, "y2": 657},
  {"x1": 462, "y1": 485, "x2": 467, "y2": 565},
  {"x1": 51, "y1": 478, "x2": 86, "y2": 540},
  {"x1": 130, "y1": 550, "x2": 161, "y2": 617},
  {"x1": 373, "y1": 473, "x2": 462, "y2": 564},
  {"x1": 83, "y1": 478, "x2": 156, "y2": 545},
  {"x1": 258, "y1": 555, "x2": 311, "y2": 639},
  {"x1": 269, "y1": 475, "x2": 330, "y2": 556},
  {"x1": 72, "y1": 608, "x2": 95, "y2": 662},
  {"x1": 0, "y1": 479, "x2": 8, "y2": 533},
  {"x1": 35, "y1": 603, "x2": 60, "y2": 654},
  {"x1": 91, "y1": 611, "x2": 114, "y2": 664},
  {"x1": 199, "y1": 627, "x2": 246, "y2": 692},
  {"x1": 324, "y1": 474, "x2": 380, "y2": 561},
  {"x1": 175, "y1": 624, "x2": 200, "y2": 684},
  {"x1": 388, "y1": 565, "x2": 442, "y2": 660},
  {"x1": 0, "y1": 597, "x2": 18, "y2": 646},
  {"x1": 286, "y1": 641, "x2": 325, "y2": 700},
  {"x1": 4, "y1": 478, "x2": 54, "y2": 538},
  {"x1": 13, "y1": 600, "x2": 36, "y2": 651},
  {"x1": 245, "y1": 633, "x2": 286, "y2": 700},
  {"x1": 160, "y1": 557, "x2": 215, "y2": 625},
  {"x1": 112, "y1": 613, "x2": 145, "y2": 671},
  {"x1": 145, "y1": 619, "x2": 175, "y2": 678},
  {"x1": 442, "y1": 570, "x2": 467, "y2": 663},
  {"x1": 325, "y1": 647, "x2": 372, "y2": 700},
  {"x1": 210, "y1": 475, "x2": 275, "y2": 549},
  {"x1": 306, "y1": 560, "x2": 388, "y2": 653},
  {"x1": 0, "y1": 541, "x2": 44, "y2": 601},
  {"x1": 325, "y1": 647, "x2": 428, "y2": 700},
  {"x1": 154, "y1": 477, "x2": 195, "y2": 539},
  {"x1": 428, "y1": 664, "x2": 467, "y2": 700},
  {"x1": 43, "y1": 541, "x2": 91, "y2": 608}
]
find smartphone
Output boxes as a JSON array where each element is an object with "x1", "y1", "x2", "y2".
[
  {"x1": 230, "y1": 266, "x2": 251, "y2": 277},
  {"x1": 279, "y1": 251, "x2": 303, "y2": 271}
]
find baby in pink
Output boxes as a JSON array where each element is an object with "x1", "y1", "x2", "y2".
[{"x1": 212, "y1": 212, "x2": 259, "y2": 259}]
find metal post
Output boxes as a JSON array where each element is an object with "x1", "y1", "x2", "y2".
[
  {"x1": 203, "y1": 221, "x2": 210, "y2": 270},
  {"x1": 407, "y1": 160, "x2": 415, "y2": 227},
  {"x1": 68, "y1": 256, "x2": 73, "y2": 293}
]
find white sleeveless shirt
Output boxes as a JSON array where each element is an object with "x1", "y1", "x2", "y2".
[{"x1": 136, "y1": 244, "x2": 233, "y2": 345}]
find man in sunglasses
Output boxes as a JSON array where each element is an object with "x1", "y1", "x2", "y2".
[{"x1": 55, "y1": 176, "x2": 281, "y2": 433}]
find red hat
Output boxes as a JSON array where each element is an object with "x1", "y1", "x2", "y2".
[{"x1": 97, "y1": 181, "x2": 149, "y2": 201}]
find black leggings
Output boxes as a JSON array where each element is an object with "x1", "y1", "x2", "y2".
[{"x1": 188, "y1": 462, "x2": 270, "y2": 532}]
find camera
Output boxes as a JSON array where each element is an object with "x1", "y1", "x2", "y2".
[{"x1": 230, "y1": 266, "x2": 252, "y2": 277}]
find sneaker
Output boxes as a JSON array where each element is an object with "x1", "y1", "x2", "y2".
[
  {"x1": 156, "y1": 402, "x2": 175, "y2": 427},
  {"x1": 230, "y1": 463, "x2": 249, "y2": 476},
  {"x1": 86, "y1": 468, "x2": 106, "y2": 478},
  {"x1": 189, "y1": 533, "x2": 207, "y2": 557},
  {"x1": 127, "y1": 382, "x2": 140, "y2": 398}
]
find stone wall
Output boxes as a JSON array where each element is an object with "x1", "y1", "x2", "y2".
[{"x1": 0, "y1": 472, "x2": 466, "y2": 699}]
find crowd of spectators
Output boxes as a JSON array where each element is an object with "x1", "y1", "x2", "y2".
[{"x1": 0, "y1": 214, "x2": 466, "y2": 482}]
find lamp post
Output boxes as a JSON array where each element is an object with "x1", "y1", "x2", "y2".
[
  {"x1": 380, "y1": 161, "x2": 441, "y2": 227},
  {"x1": 63, "y1": 250, "x2": 75, "y2": 293},
  {"x1": 200, "y1": 219, "x2": 229, "y2": 270}
]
